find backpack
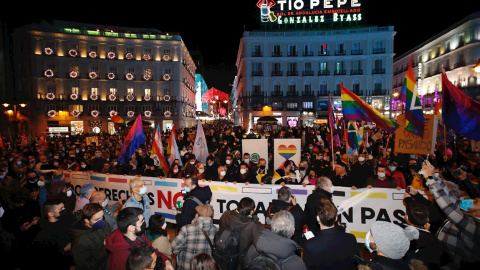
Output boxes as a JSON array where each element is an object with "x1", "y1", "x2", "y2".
[{"x1": 247, "y1": 252, "x2": 286, "y2": 270}]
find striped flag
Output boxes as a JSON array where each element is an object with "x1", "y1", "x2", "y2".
[
  {"x1": 192, "y1": 119, "x2": 209, "y2": 164},
  {"x1": 118, "y1": 115, "x2": 146, "y2": 166},
  {"x1": 401, "y1": 54, "x2": 425, "y2": 137},
  {"x1": 151, "y1": 124, "x2": 169, "y2": 175},
  {"x1": 340, "y1": 83, "x2": 399, "y2": 133},
  {"x1": 347, "y1": 121, "x2": 360, "y2": 150},
  {"x1": 168, "y1": 125, "x2": 183, "y2": 166}
]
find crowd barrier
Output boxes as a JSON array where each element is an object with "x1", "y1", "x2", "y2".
[{"x1": 62, "y1": 171, "x2": 413, "y2": 243}]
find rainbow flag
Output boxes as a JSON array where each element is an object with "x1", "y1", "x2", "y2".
[
  {"x1": 167, "y1": 125, "x2": 183, "y2": 166},
  {"x1": 401, "y1": 54, "x2": 425, "y2": 137},
  {"x1": 151, "y1": 124, "x2": 169, "y2": 175},
  {"x1": 118, "y1": 115, "x2": 146, "y2": 165},
  {"x1": 442, "y1": 71, "x2": 480, "y2": 140},
  {"x1": 347, "y1": 121, "x2": 359, "y2": 150},
  {"x1": 111, "y1": 115, "x2": 126, "y2": 126},
  {"x1": 340, "y1": 83, "x2": 399, "y2": 133}
]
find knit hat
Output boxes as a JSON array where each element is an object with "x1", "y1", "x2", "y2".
[
  {"x1": 196, "y1": 204, "x2": 213, "y2": 217},
  {"x1": 370, "y1": 221, "x2": 416, "y2": 259}
]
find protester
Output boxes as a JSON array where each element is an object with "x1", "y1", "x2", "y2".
[
  {"x1": 304, "y1": 176, "x2": 336, "y2": 234},
  {"x1": 147, "y1": 214, "x2": 172, "y2": 260},
  {"x1": 175, "y1": 175, "x2": 212, "y2": 230},
  {"x1": 89, "y1": 190, "x2": 123, "y2": 231},
  {"x1": 126, "y1": 243, "x2": 174, "y2": 270},
  {"x1": 74, "y1": 183, "x2": 95, "y2": 212},
  {"x1": 190, "y1": 253, "x2": 221, "y2": 270},
  {"x1": 366, "y1": 164, "x2": 401, "y2": 189},
  {"x1": 124, "y1": 177, "x2": 151, "y2": 226}
]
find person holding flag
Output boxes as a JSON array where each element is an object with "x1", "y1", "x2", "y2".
[
  {"x1": 150, "y1": 124, "x2": 169, "y2": 176},
  {"x1": 118, "y1": 115, "x2": 146, "y2": 167},
  {"x1": 192, "y1": 119, "x2": 209, "y2": 164},
  {"x1": 167, "y1": 125, "x2": 183, "y2": 167}
]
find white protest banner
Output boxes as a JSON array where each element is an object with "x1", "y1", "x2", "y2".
[
  {"x1": 273, "y1": 139, "x2": 301, "y2": 170},
  {"x1": 242, "y1": 139, "x2": 269, "y2": 168},
  {"x1": 63, "y1": 171, "x2": 410, "y2": 243}
]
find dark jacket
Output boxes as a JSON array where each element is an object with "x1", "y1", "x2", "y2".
[
  {"x1": 303, "y1": 227, "x2": 358, "y2": 270},
  {"x1": 304, "y1": 188, "x2": 333, "y2": 233},
  {"x1": 401, "y1": 226, "x2": 449, "y2": 269},
  {"x1": 176, "y1": 185, "x2": 212, "y2": 229},
  {"x1": 268, "y1": 200, "x2": 305, "y2": 244},
  {"x1": 366, "y1": 176, "x2": 397, "y2": 188},
  {"x1": 332, "y1": 173, "x2": 353, "y2": 187},
  {"x1": 219, "y1": 210, "x2": 263, "y2": 270},
  {"x1": 243, "y1": 228, "x2": 306, "y2": 270},
  {"x1": 362, "y1": 255, "x2": 412, "y2": 270},
  {"x1": 69, "y1": 218, "x2": 111, "y2": 270},
  {"x1": 350, "y1": 162, "x2": 375, "y2": 188}
]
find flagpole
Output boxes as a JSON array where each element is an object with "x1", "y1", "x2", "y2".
[{"x1": 331, "y1": 124, "x2": 335, "y2": 171}]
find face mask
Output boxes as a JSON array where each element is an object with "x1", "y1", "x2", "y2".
[
  {"x1": 96, "y1": 154, "x2": 101, "y2": 158},
  {"x1": 309, "y1": 175, "x2": 315, "y2": 179},
  {"x1": 365, "y1": 231, "x2": 375, "y2": 253},
  {"x1": 259, "y1": 165, "x2": 266, "y2": 170},
  {"x1": 173, "y1": 169, "x2": 179, "y2": 173},
  {"x1": 28, "y1": 177, "x2": 38, "y2": 183},
  {"x1": 244, "y1": 159, "x2": 250, "y2": 163},
  {"x1": 434, "y1": 172, "x2": 440, "y2": 178},
  {"x1": 102, "y1": 198, "x2": 109, "y2": 208},
  {"x1": 184, "y1": 187, "x2": 190, "y2": 193},
  {"x1": 16, "y1": 161, "x2": 22, "y2": 165},
  {"x1": 378, "y1": 172, "x2": 386, "y2": 178},
  {"x1": 358, "y1": 157, "x2": 365, "y2": 162},
  {"x1": 299, "y1": 167, "x2": 305, "y2": 171},
  {"x1": 92, "y1": 219, "x2": 105, "y2": 229},
  {"x1": 199, "y1": 169, "x2": 205, "y2": 173},
  {"x1": 138, "y1": 186, "x2": 147, "y2": 195},
  {"x1": 81, "y1": 164, "x2": 86, "y2": 168},
  {"x1": 240, "y1": 168, "x2": 247, "y2": 174},
  {"x1": 58, "y1": 209, "x2": 67, "y2": 217},
  {"x1": 66, "y1": 190, "x2": 73, "y2": 197},
  {"x1": 113, "y1": 162, "x2": 118, "y2": 166},
  {"x1": 37, "y1": 180, "x2": 45, "y2": 187},
  {"x1": 226, "y1": 160, "x2": 231, "y2": 165},
  {"x1": 330, "y1": 186, "x2": 335, "y2": 193},
  {"x1": 460, "y1": 199, "x2": 474, "y2": 211},
  {"x1": 190, "y1": 161, "x2": 195, "y2": 165},
  {"x1": 324, "y1": 157, "x2": 329, "y2": 161},
  {"x1": 389, "y1": 166, "x2": 396, "y2": 172},
  {"x1": 0, "y1": 206, "x2": 4, "y2": 218},
  {"x1": 220, "y1": 171, "x2": 226, "y2": 176},
  {"x1": 161, "y1": 222, "x2": 167, "y2": 230}
]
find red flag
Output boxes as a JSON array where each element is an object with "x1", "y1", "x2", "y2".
[
  {"x1": 328, "y1": 94, "x2": 335, "y2": 133},
  {"x1": 151, "y1": 124, "x2": 169, "y2": 175}
]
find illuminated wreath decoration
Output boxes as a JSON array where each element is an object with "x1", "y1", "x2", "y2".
[
  {"x1": 162, "y1": 54, "x2": 171, "y2": 61},
  {"x1": 125, "y1": 52, "x2": 133, "y2": 60},
  {"x1": 90, "y1": 94, "x2": 98, "y2": 101},
  {"x1": 91, "y1": 110, "x2": 99, "y2": 117},
  {"x1": 107, "y1": 72, "x2": 116, "y2": 80},
  {"x1": 126, "y1": 73, "x2": 134, "y2": 81},
  {"x1": 109, "y1": 110, "x2": 117, "y2": 117},
  {"x1": 46, "y1": 93, "x2": 55, "y2": 100},
  {"x1": 107, "y1": 51, "x2": 116, "y2": 59},
  {"x1": 144, "y1": 111, "x2": 152, "y2": 117},
  {"x1": 89, "y1": 71, "x2": 98, "y2": 79},
  {"x1": 126, "y1": 94, "x2": 135, "y2": 101},
  {"x1": 44, "y1": 69, "x2": 54, "y2": 77},
  {"x1": 69, "y1": 70, "x2": 79, "y2": 78},
  {"x1": 127, "y1": 111, "x2": 135, "y2": 117},
  {"x1": 143, "y1": 73, "x2": 152, "y2": 81},
  {"x1": 143, "y1": 53, "x2": 151, "y2": 61},
  {"x1": 44, "y1": 47, "x2": 53, "y2": 55},
  {"x1": 162, "y1": 74, "x2": 171, "y2": 81},
  {"x1": 71, "y1": 110, "x2": 81, "y2": 117},
  {"x1": 70, "y1": 93, "x2": 78, "y2": 100},
  {"x1": 89, "y1": 51, "x2": 98, "y2": 58},
  {"x1": 69, "y1": 49, "x2": 78, "y2": 57},
  {"x1": 163, "y1": 95, "x2": 171, "y2": 101},
  {"x1": 144, "y1": 94, "x2": 151, "y2": 101},
  {"x1": 164, "y1": 111, "x2": 171, "y2": 117},
  {"x1": 47, "y1": 110, "x2": 56, "y2": 117},
  {"x1": 108, "y1": 94, "x2": 117, "y2": 101}
]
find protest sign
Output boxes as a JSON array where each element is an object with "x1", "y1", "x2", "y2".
[
  {"x1": 394, "y1": 114, "x2": 438, "y2": 155},
  {"x1": 273, "y1": 138, "x2": 301, "y2": 170},
  {"x1": 242, "y1": 139, "x2": 269, "y2": 168}
]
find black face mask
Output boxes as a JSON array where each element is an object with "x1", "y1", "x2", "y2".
[
  {"x1": 259, "y1": 165, "x2": 266, "y2": 170},
  {"x1": 59, "y1": 209, "x2": 68, "y2": 217},
  {"x1": 28, "y1": 177, "x2": 38, "y2": 183},
  {"x1": 135, "y1": 221, "x2": 147, "y2": 236}
]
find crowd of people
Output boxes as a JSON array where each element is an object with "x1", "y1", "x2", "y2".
[{"x1": 0, "y1": 120, "x2": 479, "y2": 269}]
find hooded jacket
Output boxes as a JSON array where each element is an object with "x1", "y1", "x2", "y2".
[
  {"x1": 243, "y1": 228, "x2": 306, "y2": 270},
  {"x1": 69, "y1": 218, "x2": 111, "y2": 270},
  {"x1": 176, "y1": 185, "x2": 212, "y2": 229},
  {"x1": 105, "y1": 229, "x2": 151, "y2": 270},
  {"x1": 219, "y1": 209, "x2": 263, "y2": 270}
]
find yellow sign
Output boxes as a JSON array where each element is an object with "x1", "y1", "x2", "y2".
[{"x1": 394, "y1": 114, "x2": 438, "y2": 155}]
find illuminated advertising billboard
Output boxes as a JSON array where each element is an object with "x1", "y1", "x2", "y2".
[{"x1": 256, "y1": 0, "x2": 362, "y2": 25}]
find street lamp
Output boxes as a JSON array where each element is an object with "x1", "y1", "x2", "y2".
[
  {"x1": 474, "y1": 59, "x2": 480, "y2": 72},
  {"x1": 2, "y1": 102, "x2": 28, "y2": 134}
]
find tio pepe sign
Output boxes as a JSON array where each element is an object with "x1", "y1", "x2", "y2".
[{"x1": 256, "y1": 0, "x2": 362, "y2": 25}]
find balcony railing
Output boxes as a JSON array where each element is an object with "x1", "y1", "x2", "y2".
[
  {"x1": 271, "y1": 71, "x2": 283, "y2": 76},
  {"x1": 302, "y1": 91, "x2": 315, "y2": 96},
  {"x1": 287, "y1": 91, "x2": 298, "y2": 96},
  {"x1": 318, "y1": 91, "x2": 329, "y2": 96},
  {"x1": 302, "y1": 70, "x2": 314, "y2": 76},
  {"x1": 272, "y1": 52, "x2": 282, "y2": 57},
  {"x1": 373, "y1": 48, "x2": 386, "y2": 54},
  {"x1": 252, "y1": 51, "x2": 263, "y2": 57},
  {"x1": 335, "y1": 50, "x2": 346, "y2": 56},
  {"x1": 318, "y1": 51, "x2": 329, "y2": 56},
  {"x1": 252, "y1": 71, "x2": 263, "y2": 76},
  {"x1": 318, "y1": 70, "x2": 330, "y2": 76},
  {"x1": 372, "y1": 68, "x2": 385, "y2": 74},
  {"x1": 350, "y1": 69, "x2": 363, "y2": 75},
  {"x1": 303, "y1": 51, "x2": 314, "y2": 56},
  {"x1": 334, "y1": 70, "x2": 346, "y2": 76},
  {"x1": 251, "y1": 91, "x2": 264, "y2": 96},
  {"x1": 372, "y1": 89, "x2": 387, "y2": 95},
  {"x1": 287, "y1": 71, "x2": 298, "y2": 76},
  {"x1": 287, "y1": 52, "x2": 298, "y2": 57},
  {"x1": 351, "y1": 49, "x2": 363, "y2": 55},
  {"x1": 272, "y1": 91, "x2": 283, "y2": 96}
]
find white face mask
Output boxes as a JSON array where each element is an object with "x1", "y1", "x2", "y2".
[
  {"x1": 226, "y1": 160, "x2": 231, "y2": 165},
  {"x1": 240, "y1": 168, "x2": 247, "y2": 174},
  {"x1": 161, "y1": 222, "x2": 167, "y2": 230},
  {"x1": 330, "y1": 186, "x2": 335, "y2": 193},
  {"x1": 138, "y1": 186, "x2": 147, "y2": 195},
  {"x1": 199, "y1": 169, "x2": 205, "y2": 173},
  {"x1": 220, "y1": 171, "x2": 226, "y2": 176},
  {"x1": 434, "y1": 172, "x2": 440, "y2": 177},
  {"x1": 378, "y1": 172, "x2": 386, "y2": 178},
  {"x1": 358, "y1": 157, "x2": 365, "y2": 162},
  {"x1": 102, "y1": 198, "x2": 109, "y2": 208},
  {"x1": 0, "y1": 206, "x2": 4, "y2": 218},
  {"x1": 81, "y1": 164, "x2": 86, "y2": 168},
  {"x1": 190, "y1": 161, "x2": 195, "y2": 165},
  {"x1": 37, "y1": 180, "x2": 45, "y2": 187},
  {"x1": 66, "y1": 190, "x2": 73, "y2": 197}
]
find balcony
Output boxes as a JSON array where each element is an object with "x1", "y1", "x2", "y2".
[
  {"x1": 372, "y1": 68, "x2": 385, "y2": 74},
  {"x1": 287, "y1": 71, "x2": 298, "y2": 76},
  {"x1": 351, "y1": 49, "x2": 363, "y2": 55},
  {"x1": 302, "y1": 70, "x2": 314, "y2": 76},
  {"x1": 335, "y1": 50, "x2": 346, "y2": 56},
  {"x1": 318, "y1": 70, "x2": 330, "y2": 76},
  {"x1": 272, "y1": 91, "x2": 284, "y2": 97},
  {"x1": 271, "y1": 71, "x2": 283, "y2": 76},
  {"x1": 373, "y1": 48, "x2": 386, "y2": 54},
  {"x1": 302, "y1": 91, "x2": 315, "y2": 96},
  {"x1": 318, "y1": 91, "x2": 329, "y2": 96},
  {"x1": 252, "y1": 71, "x2": 263, "y2": 76},
  {"x1": 303, "y1": 51, "x2": 314, "y2": 57},
  {"x1": 252, "y1": 51, "x2": 263, "y2": 57},
  {"x1": 287, "y1": 52, "x2": 298, "y2": 57},
  {"x1": 318, "y1": 51, "x2": 329, "y2": 56},
  {"x1": 334, "y1": 70, "x2": 346, "y2": 76},
  {"x1": 251, "y1": 91, "x2": 265, "y2": 96},
  {"x1": 272, "y1": 52, "x2": 282, "y2": 57},
  {"x1": 287, "y1": 91, "x2": 298, "y2": 96},
  {"x1": 372, "y1": 89, "x2": 387, "y2": 95},
  {"x1": 350, "y1": 69, "x2": 363, "y2": 75}
]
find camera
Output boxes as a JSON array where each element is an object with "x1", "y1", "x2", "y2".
[{"x1": 453, "y1": 165, "x2": 467, "y2": 176}]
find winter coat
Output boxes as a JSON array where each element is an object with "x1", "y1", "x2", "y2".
[
  {"x1": 69, "y1": 218, "x2": 111, "y2": 270},
  {"x1": 172, "y1": 217, "x2": 218, "y2": 270},
  {"x1": 242, "y1": 228, "x2": 306, "y2": 270},
  {"x1": 268, "y1": 199, "x2": 305, "y2": 244},
  {"x1": 176, "y1": 185, "x2": 212, "y2": 229},
  {"x1": 304, "y1": 188, "x2": 334, "y2": 233},
  {"x1": 218, "y1": 209, "x2": 263, "y2": 270}
]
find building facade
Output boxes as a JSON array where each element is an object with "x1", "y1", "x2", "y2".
[
  {"x1": 11, "y1": 20, "x2": 198, "y2": 136},
  {"x1": 392, "y1": 12, "x2": 480, "y2": 118},
  {"x1": 232, "y1": 26, "x2": 395, "y2": 129}
]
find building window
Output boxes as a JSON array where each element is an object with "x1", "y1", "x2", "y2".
[
  {"x1": 107, "y1": 105, "x2": 118, "y2": 112},
  {"x1": 288, "y1": 45, "x2": 297, "y2": 56},
  {"x1": 143, "y1": 105, "x2": 152, "y2": 112},
  {"x1": 336, "y1": 43, "x2": 345, "y2": 55},
  {"x1": 272, "y1": 102, "x2": 282, "y2": 110},
  {"x1": 305, "y1": 62, "x2": 312, "y2": 72},
  {"x1": 253, "y1": 45, "x2": 262, "y2": 57},
  {"x1": 287, "y1": 102, "x2": 298, "y2": 109},
  {"x1": 288, "y1": 83, "x2": 296, "y2": 94},
  {"x1": 110, "y1": 88, "x2": 117, "y2": 95},
  {"x1": 319, "y1": 44, "x2": 328, "y2": 55},
  {"x1": 127, "y1": 88, "x2": 134, "y2": 95},
  {"x1": 320, "y1": 82, "x2": 328, "y2": 94},
  {"x1": 126, "y1": 105, "x2": 136, "y2": 112},
  {"x1": 252, "y1": 63, "x2": 262, "y2": 76},
  {"x1": 89, "y1": 105, "x2": 101, "y2": 112},
  {"x1": 91, "y1": 88, "x2": 98, "y2": 95},
  {"x1": 47, "y1": 104, "x2": 56, "y2": 111},
  {"x1": 304, "y1": 44, "x2": 312, "y2": 56},
  {"x1": 145, "y1": 88, "x2": 151, "y2": 96},
  {"x1": 47, "y1": 85, "x2": 56, "y2": 94},
  {"x1": 303, "y1": 102, "x2": 313, "y2": 109},
  {"x1": 71, "y1": 87, "x2": 79, "y2": 95},
  {"x1": 69, "y1": 105, "x2": 83, "y2": 112},
  {"x1": 273, "y1": 45, "x2": 281, "y2": 56}
]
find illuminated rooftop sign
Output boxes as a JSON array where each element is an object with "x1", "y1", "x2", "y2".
[{"x1": 256, "y1": 0, "x2": 362, "y2": 25}]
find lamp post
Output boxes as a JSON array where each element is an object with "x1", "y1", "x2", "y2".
[{"x1": 3, "y1": 102, "x2": 28, "y2": 135}]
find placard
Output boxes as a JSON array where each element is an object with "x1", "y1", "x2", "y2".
[
  {"x1": 273, "y1": 138, "x2": 301, "y2": 170},
  {"x1": 394, "y1": 114, "x2": 438, "y2": 155}
]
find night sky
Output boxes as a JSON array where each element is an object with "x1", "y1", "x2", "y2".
[{"x1": 2, "y1": 1, "x2": 475, "y2": 94}]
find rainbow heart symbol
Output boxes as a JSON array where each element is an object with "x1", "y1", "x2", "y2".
[{"x1": 278, "y1": 145, "x2": 297, "y2": 160}]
